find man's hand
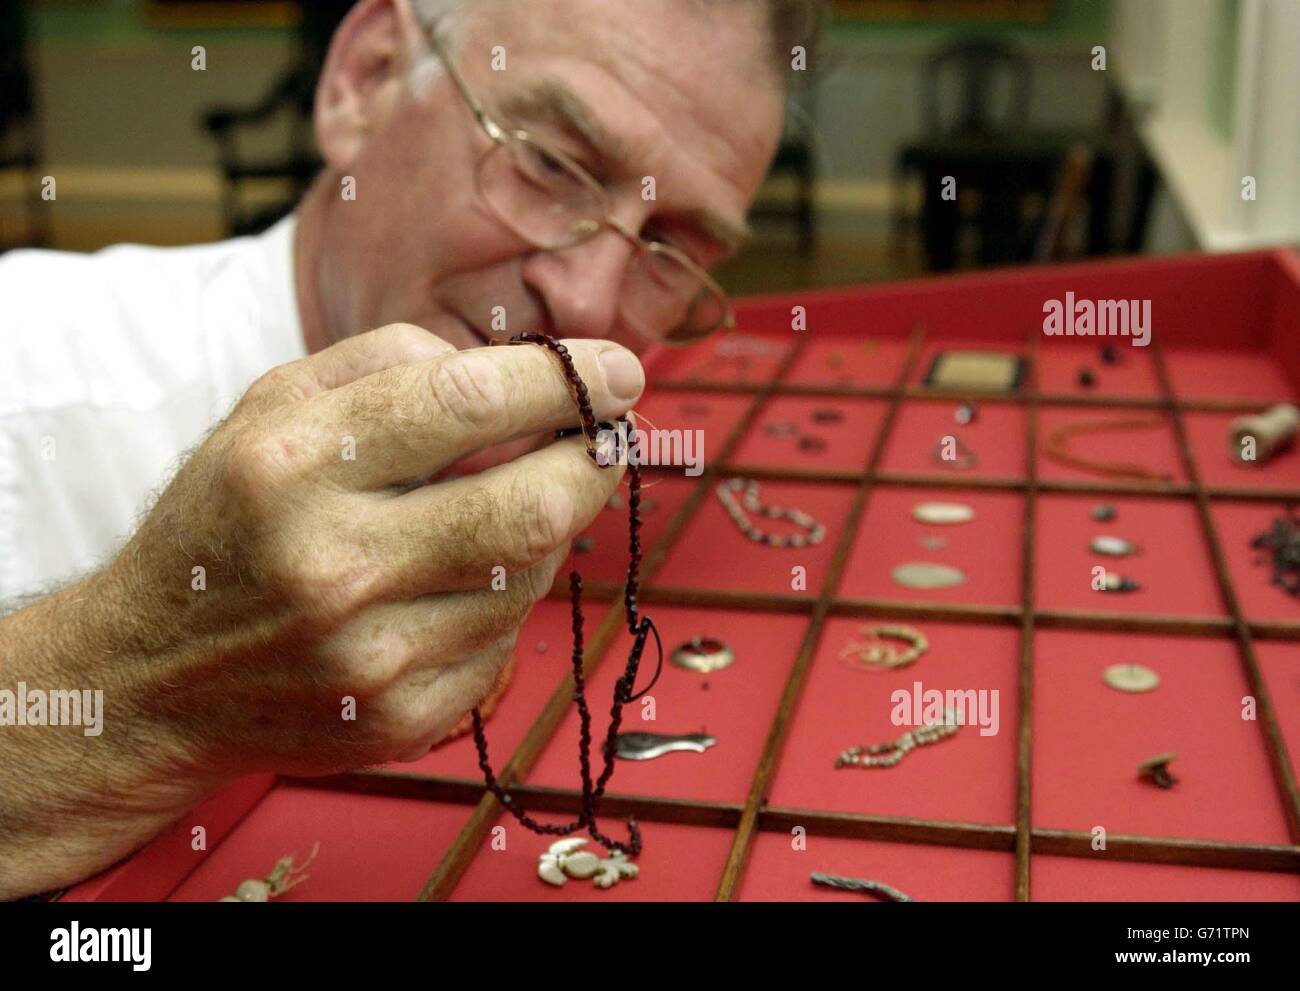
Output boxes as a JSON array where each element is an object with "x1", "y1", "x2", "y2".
[{"x1": 0, "y1": 324, "x2": 644, "y2": 899}]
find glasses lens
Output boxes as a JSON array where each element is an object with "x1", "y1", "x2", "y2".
[
  {"x1": 623, "y1": 244, "x2": 730, "y2": 343},
  {"x1": 478, "y1": 135, "x2": 604, "y2": 250}
]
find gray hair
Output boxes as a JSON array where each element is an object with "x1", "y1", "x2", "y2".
[{"x1": 409, "y1": 0, "x2": 826, "y2": 79}]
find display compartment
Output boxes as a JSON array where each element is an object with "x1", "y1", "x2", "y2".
[
  {"x1": 1035, "y1": 341, "x2": 1162, "y2": 400},
  {"x1": 564, "y1": 474, "x2": 696, "y2": 584},
  {"x1": 727, "y1": 395, "x2": 886, "y2": 473},
  {"x1": 908, "y1": 338, "x2": 1029, "y2": 391},
  {"x1": 766, "y1": 616, "x2": 1019, "y2": 826},
  {"x1": 1036, "y1": 405, "x2": 1187, "y2": 486},
  {"x1": 1032, "y1": 855, "x2": 1300, "y2": 901},
  {"x1": 447, "y1": 812, "x2": 735, "y2": 902},
  {"x1": 737, "y1": 830, "x2": 1016, "y2": 902},
  {"x1": 1035, "y1": 494, "x2": 1227, "y2": 619},
  {"x1": 64, "y1": 249, "x2": 1300, "y2": 903},
  {"x1": 837, "y1": 485, "x2": 1024, "y2": 609},
  {"x1": 651, "y1": 480, "x2": 858, "y2": 597},
  {"x1": 1211, "y1": 501, "x2": 1300, "y2": 625},
  {"x1": 1165, "y1": 348, "x2": 1298, "y2": 405},
  {"x1": 878, "y1": 398, "x2": 1027, "y2": 481},
  {"x1": 782, "y1": 335, "x2": 909, "y2": 390},
  {"x1": 1032, "y1": 629, "x2": 1291, "y2": 846},
  {"x1": 522, "y1": 605, "x2": 809, "y2": 804},
  {"x1": 1183, "y1": 411, "x2": 1300, "y2": 492}
]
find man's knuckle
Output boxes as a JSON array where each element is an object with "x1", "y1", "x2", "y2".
[
  {"x1": 511, "y1": 475, "x2": 566, "y2": 563},
  {"x1": 427, "y1": 355, "x2": 505, "y2": 432}
]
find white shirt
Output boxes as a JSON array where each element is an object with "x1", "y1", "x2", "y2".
[{"x1": 0, "y1": 217, "x2": 306, "y2": 605}]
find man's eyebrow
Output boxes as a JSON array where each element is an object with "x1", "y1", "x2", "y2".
[
  {"x1": 497, "y1": 79, "x2": 631, "y2": 168},
  {"x1": 498, "y1": 80, "x2": 752, "y2": 258}
]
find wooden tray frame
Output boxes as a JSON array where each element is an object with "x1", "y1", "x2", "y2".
[{"x1": 276, "y1": 321, "x2": 1300, "y2": 901}]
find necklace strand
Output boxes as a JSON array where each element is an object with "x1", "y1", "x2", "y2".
[{"x1": 470, "y1": 333, "x2": 662, "y2": 857}]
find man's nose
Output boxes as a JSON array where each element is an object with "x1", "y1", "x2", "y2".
[{"x1": 521, "y1": 228, "x2": 635, "y2": 339}]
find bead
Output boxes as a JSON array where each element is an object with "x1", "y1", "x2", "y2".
[{"x1": 1077, "y1": 367, "x2": 1096, "y2": 387}]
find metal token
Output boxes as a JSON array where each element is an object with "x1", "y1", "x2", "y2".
[
  {"x1": 798, "y1": 435, "x2": 828, "y2": 453},
  {"x1": 670, "y1": 636, "x2": 736, "y2": 673},
  {"x1": 891, "y1": 562, "x2": 967, "y2": 589},
  {"x1": 1091, "y1": 504, "x2": 1117, "y2": 522},
  {"x1": 812, "y1": 408, "x2": 844, "y2": 424},
  {"x1": 614, "y1": 731, "x2": 717, "y2": 761},
  {"x1": 912, "y1": 501, "x2": 975, "y2": 525},
  {"x1": 1102, "y1": 663, "x2": 1160, "y2": 693},
  {"x1": 1091, "y1": 535, "x2": 1139, "y2": 557},
  {"x1": 955, "y1": 402, "x2": 977, "y2": 425}
]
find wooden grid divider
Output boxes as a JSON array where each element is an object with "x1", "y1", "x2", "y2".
[
  {"x1": 301, "y1": 330, "x2": 1300, "y2": 902},
  {"x1": 1152, "y1": 343, "x2": 1300, "y2": 843},
  {"x1": 713, "y1": 325, "x2": 928, "y2": 900}
]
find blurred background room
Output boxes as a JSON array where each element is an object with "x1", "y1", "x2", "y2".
[{"x1": 2, "y1": 0, "x2": 1298, "y2": 294}]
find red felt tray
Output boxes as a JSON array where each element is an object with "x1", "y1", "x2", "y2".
[
  {"x1": 837, "y1": 485, "x2": 1024, "y2": 608},
  {"x1": 1032, "y1": 854, "x2": 1300, "y2": 901},
  {"x1": 1211, "y1": 501, "x2": 1300, "y2": 622},
  {"x1": 1165, "y1": 346, "x2": 1297, "y2": 404},
  {"x1": 1184, "y1": 410, "x2": 1300, "y2": 490},
  {"x1": 728, "y1": 395, "x2": 886, "y2": 472},
  {"x1": 1035, "y1": 493, "x2": 1227, "y2": 618},
  {"x1": 879, "y1": 399, "x2": 1027, "y2": 480},
  {"x1": 767, "y1": 616, "x2": 1020, "y2": 825},
  {"x1": 447, "y1": 812, "x2": 734, "y2": 901},
  {"x1": 652, "y1": 480, "x2": 857, "y2": 595},
  {"x1": 737, "y1": 831, "x2": 1015, "y2": 901},
  {"x1": 168, "y1": 783, "x2": 473, "y2": 902},
  {"x1": 62, "y1": 249, "x2": 1300, "y2": 903},
  {"x1": 523, "y1": 605, "x2": 810, "y2": 803},
  {"x1": 565, "y1": 473, "x2": 696, "y2": 584},
  {"x1": 1037, "y1": 404, "x2": 1187, "y2": 485},
  {"x1": 1037, "y1": 340, "x2": 1162, "y2": 398},
  {"x1": 1032, "y1": 628, "x2": 1291, "y2": 846}
]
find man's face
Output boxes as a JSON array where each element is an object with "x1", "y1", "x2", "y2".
[{"x1": 313, "y1": 0, "x2": 786, "y2": 357}]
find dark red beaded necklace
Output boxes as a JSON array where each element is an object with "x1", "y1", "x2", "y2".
[{"x1": 471, "y1": 332, "x2": 662, "y2": 857}]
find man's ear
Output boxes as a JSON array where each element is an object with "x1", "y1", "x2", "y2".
[{"x1": 314, "y1": 0, "x2": 421, "y2": 170}]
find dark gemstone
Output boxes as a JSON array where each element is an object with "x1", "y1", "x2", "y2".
[
  {"x1": 1078, "y1": 367, "x2": 1096, "y2": 387},
  {"x1": 1100, "y1": 344, "x2": 1119, "y2": 365}
]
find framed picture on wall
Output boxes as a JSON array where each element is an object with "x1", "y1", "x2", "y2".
[{"x1": 833, "y1": 0, "x2": 1054, "y2": 22}]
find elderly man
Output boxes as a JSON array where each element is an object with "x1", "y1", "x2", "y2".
[{"x1": 0, "y1": 0, "x2": 820, "y2": 899}]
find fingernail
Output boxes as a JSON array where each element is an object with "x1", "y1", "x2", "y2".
[{"x1": 598, "y1": 347, "x2": 645, "y2": 402}]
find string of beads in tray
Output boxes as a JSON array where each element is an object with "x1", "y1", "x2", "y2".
[
  {"x1": 470, "y1": 333, "x2": 663, "y2": 865},
  {"x1": 715, "y1": 477, "x2": 827, "y2": 547}
]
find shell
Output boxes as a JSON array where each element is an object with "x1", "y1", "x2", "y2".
[
  {"x1": 561, "y1": 851, "x2": 601, "y2": 879},
  {"x1": 546, "y1": 837, "x2": 589, "y2": 858},
  {"x1": 537, "y1": 856, "x2": 568, "y2": 887},
  {"x1": 235, "y1": 879, "x2": 271, "y2": 902}
]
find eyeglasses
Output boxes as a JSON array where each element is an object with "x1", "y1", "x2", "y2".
[{"x1": 421, "y1": 25, "x2": 735, "y2": 345}]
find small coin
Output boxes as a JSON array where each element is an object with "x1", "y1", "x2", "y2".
[
  {"x1": 892, "y1": 562, "x2": 967, "y2": 589},
  {"x1": 1103, "y1": 663, "x2": 1159, "y2": 693}
]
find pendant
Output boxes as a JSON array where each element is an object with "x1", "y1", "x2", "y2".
[
  {"x1": 537, "y1": 838, "x2": 639, "y2": 889},
  {"x1": 670, "y1": 636, "x2": 736, "y2": 673},
  {"x1": 1091, "y1": 535, "x2": 1140, "y2": 557},
  {"x1": 912, "y1": 501, "x2": 975, "y2": 525},
  {"x1": 1102, "y1": 663, "x2": 1160, "y2": 693},
  {"x1": 615, "y1": 731, "x2": 717, "y2": 760},
  {"x1": 892, "y1": 562, "x2": 967, "y2": 589}
]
